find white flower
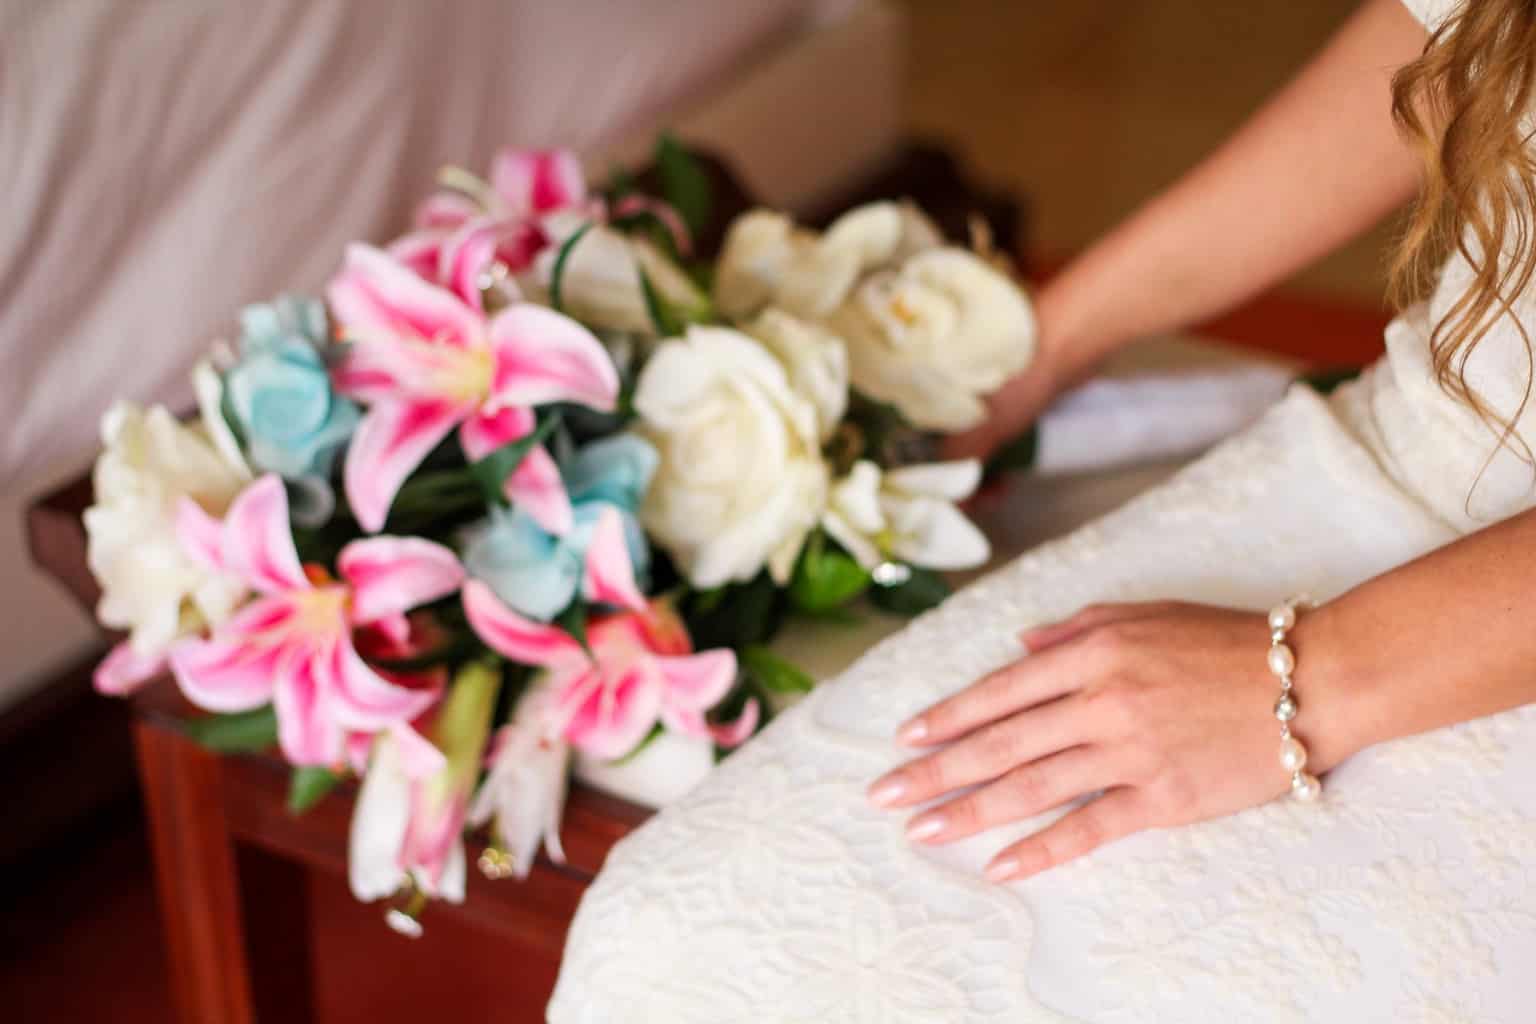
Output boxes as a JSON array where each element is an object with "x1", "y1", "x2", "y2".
[
  {"x1": 635, "y1": 326, "x2": 828, "y2": 588},
  {"x1": 829, "y1": 247, "x2": 1036, "y2": 431},
  {"x1": 572, "y1": 731, "x2": 715, "y2": 809},
  {"x1": 347, "y1": 726, "x2": 463, "y2": 907},
  {"x1": 467, "y1": 685, "x2": 570, "y2": 880},
  {"x1": 84, "y1": 365, "x2": 251, "y2": 660},
  {"x1": 713, "y1": 201, "x2": 940, "y2": 321},
  {"x1": 527, "y1": 216, "x2": 706, "y2": 336},
  {"x1": 822, "y1": 459, "x2": 990, "y2": 571},
  {"x1": 745, "y1": 309, "x2": 848, "y2": 441}
]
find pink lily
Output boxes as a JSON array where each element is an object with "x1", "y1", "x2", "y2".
[
  {"x1": 168, "y1": 475, "x2": 465, "y2": 766},
  {"x1": 389, "y1": 149, "x2": 592, "y2": 309},
  {"x1": 462, "y1": 508, "x2": 755, "y2": 759},
  {"x1": 327, "y1": 243, "x2": 619, "y2": 535}
]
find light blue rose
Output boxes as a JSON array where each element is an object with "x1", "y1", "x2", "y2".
[
  {"x1": 462, "y1": 434, "x2": 658, "y2": 621},
  {"x1": 225, "y1": 296, "x2": 360, "y2": 524}
]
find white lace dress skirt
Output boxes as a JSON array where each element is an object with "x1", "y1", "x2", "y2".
[{"x1": 549, "y1": 321, "x2": 1536, "y2": 1021}]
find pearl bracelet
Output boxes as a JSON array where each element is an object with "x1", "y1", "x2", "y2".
[{"x1": 1267, "y1": 597, "x2": 1322, "y2": 802}]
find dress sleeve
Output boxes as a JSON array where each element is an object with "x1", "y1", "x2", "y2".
[{"x1": 1399, "y1": 0, "x2": 1459, "y2": 31}]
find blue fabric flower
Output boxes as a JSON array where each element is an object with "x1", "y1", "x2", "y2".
[
  {"x1": 225, "y1": 296, "x2": 360, "y2": 524},
  {"x1": 462, "y1": 434, "x2": 658, "y2": 621}
]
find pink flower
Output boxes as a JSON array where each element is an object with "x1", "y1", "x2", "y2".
[
  {"x1": 390, "y1": 149, "x2": 592, "y2": 309},
  {"x1": 327, "y1": 243, "x2": 620, "y2": 535},
  {"x1": 462, "y1": 509, "x2": 756, "y2": 759},
  {"x1": 167, "y1": 475, "x2": 465, "y2": 766}
]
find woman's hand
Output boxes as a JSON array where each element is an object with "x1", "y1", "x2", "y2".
[{"x1": 865, "y1": 601, "x2": 1358, "y2": 882}]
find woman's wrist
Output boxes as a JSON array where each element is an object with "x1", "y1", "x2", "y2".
[{"x1": 1284, "y1": 597, "x2": 1387, "y2": 773}]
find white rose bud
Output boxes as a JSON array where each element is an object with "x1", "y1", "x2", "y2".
[
  {"x1": 635, "y1": 326, "x2": 829, "y2": 588},
  {"x1": 822, "y1": 459, "x2": 990, "y2": 571},
  {"x1": 830, "y1": 247, "x2": 1036, "y2": 432}
]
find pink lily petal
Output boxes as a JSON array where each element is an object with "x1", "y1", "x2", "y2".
[
  {"x1": 388, "y1": 230, "x2": 448, "y2": 282},
  {"x1": 583, "y1": 506, "x2": 646, "y2": 612},
  {"x1": 221, "y1": 476, "x2": 306, "y2": 595},
  {"x1": 611, "y1": 194, "x2": 693, "y2": 258},
  {"x1": 168, "y1": 608, "x2": 293, "y2": 712},
  {"x1": 331, "y1": 641, "x2": 441, "y2": 732},
  {"x1": 440, "y1": 220, "x2": 502, "y2": 310},
  {"x1": 401, "y1": 789, "x2": 468, "y2": 897},
  {"x1": 461, "y1": 580, "x2": 582, "y2": 666},
  {"x1": 504, "y1": 444, "x2": 574, "y2": 535},
  {"x1": 416, "y1": 192, "x2": 478, "y2": 230},
  {"x1": 490, "y1": 148, "x2": 585, "y2": 215},
  {"x1": 337, "y1": 536, "x2": 464, "y2": 625},
  {"x1": 175, "y1": 497, "x2": 226, "y2": 574},
  {"x1": 332, "y1": 334, "x2": 485, "y2": 406},
  {"x1": 558, "y1": 666, "x2": 661, "y2": 760},
  {"x1": 458, "y1": 405, "x2": 535, "y2": 462},
  {"x1": 708, "y1": 697, "x2": 760, "y2": 748},
  {"x1": 273, "y1": 650, "x2": 345, "y2": 766},
  {"x1": 653, "y1": 648, "x2": 738, "y2": 711},
  {"x1": 344, "y1": 401, "x2": 467, "y2": 534},
  {"x1": 327, "y1": 243, "x2": 480, "y2": 351},
  {"x1": 487, "y1": 305, "x2": 619, "y2": 411},
  {"x1": 345, "y1": 732, "x2": 375, "y2": 775},
  {"x1": 391, "y1": 722, "x2": 448, "y2": 779},
  {"x1": 94, "y1": 640, "x2": 168, "y2": 696}
]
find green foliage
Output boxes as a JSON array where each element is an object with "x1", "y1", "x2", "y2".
[
  {"x1": 637, "y1": 266, "x2": 686, "y2": 337},
  {"x1": 180, "y1": 706, "x2": 278, "y2": 753},
  {"x1": 789, "y1": 530, "x2": 871, "y2": 614},
  {"x1": 869, "y1": 566, "x2": 952, "y2": 616},
  {"x1": 287, "y1": 765, "x2": 341, "y2": 814},
  {"x1": 740, "y1": 645, "x2": 815, "y2": 695},
  {"x1": 1300, "y1": 367, "x2": 1362, "y2": 395},
  {"x1": 680, "y1": 571, "x2": 785, "y2": 651},
  {"x1": 654, "y1": 134, "x2": 712, "y2": 239},
  {"x1": 985, "y1": 425, "x2": 1039, "y2": 476},
  {"x1": 468, "y1": 413, "x2": 562, "y2": 506},
  {"x1": 549, "y1": 223, "x2": 595, "y2": 314}
]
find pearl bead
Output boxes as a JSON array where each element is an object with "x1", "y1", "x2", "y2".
[
  {"x1": 1291, "y1": 772, "x2": 1322, "y2": 802},
  {"x1": 1278, "y1": 736, "x2": 1309, "y2": 772},
  {"x1": 1274, "y1": 693, "x2": 1299, "y2": 722},
  {"x1": 1267, "y1": 643, "x2": 1295, "y2": 677},
  {"x1": 1268, "y1": 604, "x2": 1296, "y2": 632}
]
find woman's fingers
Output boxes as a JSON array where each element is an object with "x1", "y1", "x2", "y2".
[
  {"x1": 1017, "y1": 601, "x2": 1174, "y2": 655},
  {"x1": 897, "y1": 643, "x2": 1085, "y2": 748},
  {"x1": 903, "y1": 745, "x2": 1116, "y2": 845},
  {"x1": 869, "y1": 695, "x2": 1088, "y2": 809},
  {"x1": 983, "y1": 786, "x2": 1144, "y2": 882}
]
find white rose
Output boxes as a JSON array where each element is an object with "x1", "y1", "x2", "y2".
[
  {"x1": 635, "y1": 326, "x2": 828, "y2": 588},
  {"x1": 830, "y1": 247, "x2": 1036, "y2": 432},
  {"x1": 84, "y1": 366, "x2": 251, "y2": 659},
  {"x1": 527, "y1": 216, "x2": 707, "y2": 336},
  {"x1": 744, "y1": 309, "x2": 848, "y2": 441},
  {"x1": 713, "y1": 201, "x2": 941, "y2": 321},
  {"x1": 822, "y1": 459, "x2": 989, "y2": 571}
]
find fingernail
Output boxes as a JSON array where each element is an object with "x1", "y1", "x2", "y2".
[
  {"x1": 867, "y1": 777, "x2": 906, "y2": 807},
  {"x1": 906, "y1": 813, "x2": 946, "y2": 842},
  {"x1": 897, "y1": 719, "x2": 929, "y2": 745},
  {"x1": 984, "y1": 857, "x2": 1019, "y2": 883}
]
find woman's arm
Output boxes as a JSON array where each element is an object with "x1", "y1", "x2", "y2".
[
  {"x1": 864, "y1": 506, "x2": 1536, "y2": 881},
  {"x1": 951, "y1": 0, "x2": 1429, "y2": 458}
]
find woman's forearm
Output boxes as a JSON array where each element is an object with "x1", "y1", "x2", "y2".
[
  {"x1": 1034, "y1": 0, "x2": 1426, "y2": 389},
  {"x1": 1302, "y1": 507, "x2": 1536, "y2": 769}
]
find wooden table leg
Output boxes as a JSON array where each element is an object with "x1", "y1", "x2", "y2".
[{"x1": 134, "y1": 719, "x2": 257, "y2": 1024}]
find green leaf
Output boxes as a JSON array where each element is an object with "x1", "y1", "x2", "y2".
[
  {"x1": 287, "y1": 765, "x2": 341, "y2": 815},
  {"x1": 681, "y1": 571, "x2": 784, "y2": 650},
  {"x1": 180, "y1": 706, "x2": 278, "y2": 753},
  {"x1": 555, "y1": 601, "x2": 591, "y2": 655},
  {"x1": 789, "y1": 531, "x2": 871, "y2": 613},
  {"x1": 469, "y1": 413, "x2": 562, "y2": 506},
  {"x1": 654, "y1": 134, "x2": 712, "y2": 239},
  {"x1": 740, "y1": 645, "x2": 815, "y2": 695},
  {"x1": 549, "y1": 223, "x2": 595, "y2": 315},
  {"x1": 869, "y1": 566, "x2": 953, "y2": 616},
  {"x1": 637, "y1": 266, "x2": 685, "y2": 337},
  {"x1": 985, "y1": 425, "x2": 1038, "y2": 475}
]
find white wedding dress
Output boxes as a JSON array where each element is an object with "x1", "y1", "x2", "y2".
[{"x1": 549, "y1": 3, "x2": 1536, "y2": 1019}]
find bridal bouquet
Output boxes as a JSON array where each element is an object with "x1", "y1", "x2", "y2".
[{"x1": 83, "y1": 140, "x2": 1036, "y2": 931}]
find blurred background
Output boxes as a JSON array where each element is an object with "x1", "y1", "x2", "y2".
[{"x1": 0, "y1": 1, "x2": 1388, "y2": 1019}]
